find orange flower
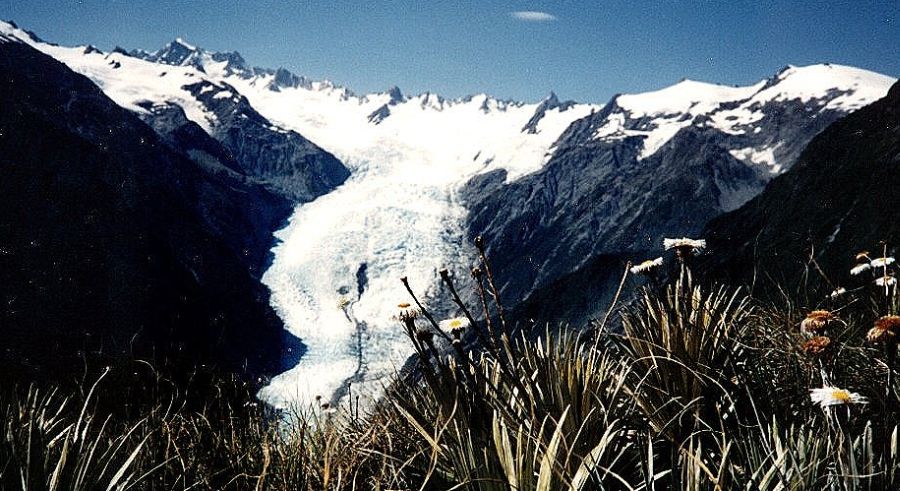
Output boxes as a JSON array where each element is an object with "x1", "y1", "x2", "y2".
[
  {"x1": 801, "y1": 310, "x2": 837, "y2": 335},
  {"x1": 802, "y1": 336, "x2": 832, "y2": 356},
  {"x1": 874, "y1": 315, "x2": 900, "y2": 334},
  {"x1": 867, "y1": 326, "x2": 897, "y2": 344}
]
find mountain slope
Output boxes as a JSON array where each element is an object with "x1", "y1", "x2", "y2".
[
  {"x1": 465, "y1": 65, "x2": 896, "y2": 324},
  {"x1": 704, "y1": 80, "x2": 900, "y2": 291},
  {"x1": 0, "y1": 22, "x2": 350, "y2": 202},
  {"x1": 0, "y1": 35, "x2": 300, "y2": 379}
]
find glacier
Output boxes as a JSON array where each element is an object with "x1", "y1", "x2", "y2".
[
  {"x1": 223, "y1": 84, "x2": 599, "y2": 407},
  {"x1": 2, "y1": 20, "x2": 895, "y2": 409}
]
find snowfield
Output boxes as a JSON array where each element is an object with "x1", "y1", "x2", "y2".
[{"x1": 2, "y1": 21, "x2": 895, "y2": 408}]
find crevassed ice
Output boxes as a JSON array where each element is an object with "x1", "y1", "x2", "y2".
[{"x1": 229, "y1": 82, "x2": 598, "y2": 408}]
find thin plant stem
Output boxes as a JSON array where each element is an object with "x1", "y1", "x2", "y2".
[
  {"x1": 474, "y1": 236, "x2": 509, "y2": 334},
  {"x1": 597, "y1": 261, "x2": 632, "y2": 337}
]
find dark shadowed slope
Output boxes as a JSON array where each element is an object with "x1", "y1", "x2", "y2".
[
  {"x1": 704, "y1": 81, "x2": 900, "y2": 292},
  {"x1": 0, "y1": 38, "x2": 302, "y2": 380}
]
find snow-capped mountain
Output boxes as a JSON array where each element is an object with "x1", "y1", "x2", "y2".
[
  {"x1": 0, "y1": 35, "x2": 302, "y2": 380},
  {"x1": 0, "y1": 23, "x2": 349, "y2": 202},
  {"x1": 2, "y1": 20, "x2": 894, "y2": 408},
  {"x1": 465, "y1": 64, "x2": 895, "y2": 328},
  {"x1": 704, "y1": 80, "x2": 900, "y2": 293},
  {"x1": 0, "y1": 21, "x2": 598, "y2": 407},
  {"x1": 585, "y1": 65, "x2": 890, "y2": 171}
]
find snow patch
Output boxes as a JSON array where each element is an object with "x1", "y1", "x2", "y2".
[{"x1": 729, "y1": 145, "x2": 782, "y2": 173}]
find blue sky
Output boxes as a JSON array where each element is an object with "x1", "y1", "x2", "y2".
[{"x1": 1, "y1": 1, "x2": 897, "y2": 102}]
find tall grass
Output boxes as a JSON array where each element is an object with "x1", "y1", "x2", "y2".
[
  {"x1": 3, "y1": 239, "x2": 900, "y2": 489},
  {"x1": 1, "y1": 369, "x2": 149, "y2": 490}
]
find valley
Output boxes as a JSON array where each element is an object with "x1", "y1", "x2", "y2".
[{"x1": 1, "y1": 20, "x2": 895, "y2": 407}]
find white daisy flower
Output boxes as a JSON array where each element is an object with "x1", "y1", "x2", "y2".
[
  {"x1": 630, "y1": 257, "x2": 663, "y2": 275},
  {"x1": 810, "y1": 387, "x2": 867, "y2": 408},
  {"x1": 439, "y1": 316, "x2": 470, "y2": 335},
  {"x1": 876, "y1": 276, "x2": 897, "y2": 287},
  {"x1": 871, "y1": 257, "x2": 896, "y2": 268},
  {"x1": 663, "y1": 237, "x2": 707, "y2": 251},
  {"x1": 829, "y1": 287, "x2": 847, "y2": 299},
  {"x1": 851, "y1": 263, "x2": 872, "y2": 276}
]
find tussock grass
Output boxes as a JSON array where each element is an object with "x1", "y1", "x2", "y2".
[{"x1": 4, "y1": 241, "x2": 900, "y2": 489}]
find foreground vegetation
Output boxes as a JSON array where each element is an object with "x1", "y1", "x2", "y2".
[{"x1": 3, "y1": 239, "x2": 900, "y2": 490}]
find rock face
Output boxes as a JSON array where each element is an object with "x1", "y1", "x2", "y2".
[
  {"x1": 521, "y1": 92, "x2": 576, "y2": 134},
  {"x1": 0, "y1": 38, "x2": 301, "y2": 380},
  {"x1": 0, "y1": 22, "x2": 351, "y2": 204},
  {"x1": 704, "y1": 80, "x2": 900, "y2": 292},
  {"x1": 465, "y1": 68, "x2": 896, "y2": 325},
  {"x1": 168, "y1": 80, "x2": 349, "y2": 202}
]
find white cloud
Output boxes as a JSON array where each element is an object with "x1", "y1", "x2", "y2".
[{"x1": 510, "y1": 11, "x2": 558, "y2": 22}]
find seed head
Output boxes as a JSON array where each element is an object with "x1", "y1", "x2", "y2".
[
  {"x1": 395, "y1": 302, "x2": 421, "y2": 322},
  {"x1": 630, "y1": 257, "x2": 663, "y2": 275}
]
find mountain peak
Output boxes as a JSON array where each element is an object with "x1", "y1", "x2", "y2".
[
  {"x1": 0, "y1": 19, "x2": 43, "y2": 44},
  {"x1": 521, "y1": 91, "x2": 577, "y2": 133},
  {"x1": 754, "y1": 63, "x2": 897, "y2": 107},
  {"x1": 148, "y1": 37, "x2": 201, "y2": 66},
  {"x1": 173, "y1": 37, "x2": 196, "y2": 50},
  {"x1": 385, "y1": 85, "x2": 404, "y2": 104},
  {"x1": 614, "y1": 78, "x2": 758, "y2": 117}
]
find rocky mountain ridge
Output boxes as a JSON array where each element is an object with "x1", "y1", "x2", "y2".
[{"x1": 0, "y1": 36, "x2": 303, "y2": 379}]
